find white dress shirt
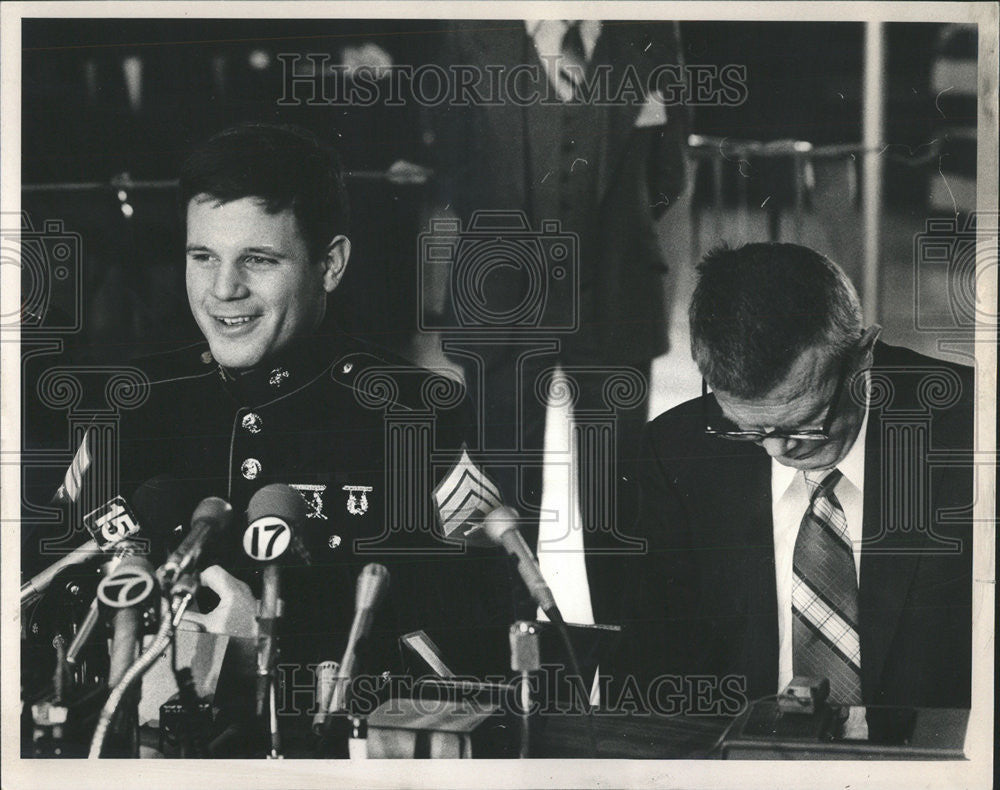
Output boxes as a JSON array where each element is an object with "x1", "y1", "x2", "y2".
[
  {"x1": 524, "y1": 20, "x2": 603, "y2": 101},
  {"x1": 771, "y1": 405, "x2": 869, "y2": 693}
]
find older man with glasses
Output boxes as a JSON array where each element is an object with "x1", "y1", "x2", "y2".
[{"x1": 616, "y1": 242, "x2": 973, "y2": 713}]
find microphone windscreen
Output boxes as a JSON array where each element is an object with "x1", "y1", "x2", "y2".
[
  {"x1": 355, "y1": 563, "x2": 389, "y2": 611},
  {"x1": 247, "y1": 484, "x2": 309, "y2": 528},
  {"x1": 481, "y1": 506, "x2": 520, "y2": 546},
  {"x1": 192, "y1": 496, "x2": 234, "y2": 529}
]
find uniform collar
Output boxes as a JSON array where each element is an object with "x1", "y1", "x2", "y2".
[{"x1": 212, "y1": 319, "x2": 342, "y2": 407}]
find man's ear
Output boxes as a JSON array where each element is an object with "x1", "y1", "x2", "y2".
[
  {"x1": 320, "y1": 235, "x2": 351, "y2": 293},
  {"x1": 858, "y1": 324, "x2": 882, "y2": 363}
]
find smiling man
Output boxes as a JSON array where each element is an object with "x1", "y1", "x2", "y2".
[
  {"x1": 185, "y1": 197, "x2": 345, "y2": 370},
  {"x1": 90, "y1": 124, "x2": 513, "y2": 753},
  {"x1": 619, "y1": 242, "x2": 973, "y2": 711},
  {"x1": 181, "y1": 126, "x2": 350, "y2": 371}
]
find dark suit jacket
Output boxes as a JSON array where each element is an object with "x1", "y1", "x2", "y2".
[
  {"x1": 618, "y1": 343, "x2": 973, "y2": 708},
  {"x1": 433, "y1": 21, "x2": 688, "y2": 364}
]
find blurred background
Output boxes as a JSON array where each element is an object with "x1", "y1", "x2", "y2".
[{"x1": 18, "y1": 18, "x2": 979, "y2": 418}]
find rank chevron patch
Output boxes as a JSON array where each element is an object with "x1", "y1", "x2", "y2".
[
  {"x1": 53, "y1": 429, "x2": 93, "y2": 504},
  {"x1": 433, "y1": 447, "x2": 502, "y2": 539}
]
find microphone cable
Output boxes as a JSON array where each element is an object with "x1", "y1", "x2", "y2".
[
  {"x1": 545, "y1": 606, "x2": 598, "y2": 756},
  {"x1": 88, "y1": 597, "x2": 172, "y2": 758}
]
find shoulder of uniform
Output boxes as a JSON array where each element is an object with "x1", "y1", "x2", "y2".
[
  {"x1": 130, "y1": 341, "x2": 217, "y2": 386},
  {"x1": 329, "y1": 335, "x2": 467, "y2": 413}
]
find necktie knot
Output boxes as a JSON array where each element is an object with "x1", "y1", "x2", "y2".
[
  {"x1": 804, "y1": 468, "x2": 842, "y2": 500},
  {"x1": 560, "y1": 21, "x2": 588, "y2": 65}
]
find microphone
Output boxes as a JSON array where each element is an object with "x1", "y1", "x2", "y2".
[
  {"x1": 158, "y1": 497, "x2": 233, "y2": 593},
  {"x1": 66, "y1": 549, "x2": 155, "y2": 666},
  {"x1": 482, "y1": 506, "x2": 559, "y2": 617},
  {"x1": 21, "y1": 539, "x2": 103, "y2": 607},
  {"x1": 96, "y1": 552, "x2": 157, "y2": 612},
  {"x1": 483, "y1": 508, "x2": 595, "y2": 750},
  {"x1": 244, "y1": 484, "x2": 310, "y2": 725},
  {"x1": 21, "y1": 475, "x2": 191, "y2": 607},
  {"x1": 244, "y1": 484, "x2": 311, "y2": 566},
  {"x1": 325, "y1": 564, "x2": 390, "y2": 719},
  {"x1": 63, "y1": 477, "x2": 190, "y2": 663}
]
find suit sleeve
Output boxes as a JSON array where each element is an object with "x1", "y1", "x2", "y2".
[
  {"x1": 614, "y1": 423, "x2": 698, "y2": 693},
  {"x1": 645, "y1": 21, "x2": 689, "y2": 221}
]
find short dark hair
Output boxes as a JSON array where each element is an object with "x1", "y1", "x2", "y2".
[
  {"x1": 179, "y1": 123, "x2": 349, "y2": 262},
  {"x1": 689, "y1": 242, "x2": 863, "y2": 398}
]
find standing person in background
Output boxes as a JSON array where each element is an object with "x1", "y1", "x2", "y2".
[{"x1": 430, "y1": 20, "x2": 688, "y2": 625}]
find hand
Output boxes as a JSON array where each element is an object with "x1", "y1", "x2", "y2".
[
  {"x1": 386, "y1": 159, "x2": 433, "y2": 186},
  {"x1": 178, "y1": 565, "x2": 258, "y2": 638},
  {"x1": 341, "y1": 42, "x2": 393, "y2": 77}
]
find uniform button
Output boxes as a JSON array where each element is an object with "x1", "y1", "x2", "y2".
[
  {"x1": 342, "y1": 361, "x2": 354, "y2": 374},
  {"x1": 268, "y1": 367, "x2": 290, "y2": 388},
  {"x1": 241, "y1": 412, "x2": 263, "y2": 434},
  {"x1": 241, "y1": 458, "x2": 262, "y2": 480},
  {"x1": 200, "y1": 351, "x2": 214, "y2": 365},
  {"x1": 327, "y1": 534, "x2": 342, "y2": 550}
]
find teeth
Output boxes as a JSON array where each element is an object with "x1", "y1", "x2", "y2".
[{"x1": 218, "y1": 316, "x2": 252, "y2": 326}]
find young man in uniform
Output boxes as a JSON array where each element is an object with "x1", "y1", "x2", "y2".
[{"x1": 33, "y1": 124, "x2": 514, "y2": 754}]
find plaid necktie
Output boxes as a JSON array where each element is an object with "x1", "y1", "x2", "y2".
[
  {"x1": 559, "y1": 21, "x2": 588, "y2": 101},
  {"x1": 791, "y1": 468, "x2": 862, "y2": 704}
]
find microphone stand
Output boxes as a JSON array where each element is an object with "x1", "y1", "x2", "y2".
[
  {"x1": 256, "y1": 563, "x2": 283, "y2": 759},
  {"x1": 65, "y1": 596, "x2": 101, "y2": 668},
  {"x1": 509, "y1": 622, "x2": 540, "y2": 758},
  {"x1": 106, "y1": 606, "x2": 143, "y2": 756}
]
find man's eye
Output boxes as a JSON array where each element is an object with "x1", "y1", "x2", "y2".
[
  {"x1": 244, "y1": 255, "x2": 278, "y2": 266},
  {"x1": 188, "y1": 252, "x2": 215, "y2": 264}
]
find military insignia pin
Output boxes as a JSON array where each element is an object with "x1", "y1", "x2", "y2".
[
  {"x1": 289, "y1": 483, "x2": 328, "y2": 520},
  {"x1": 342, "y1": 484, "x2": 373, "y2": 516}
]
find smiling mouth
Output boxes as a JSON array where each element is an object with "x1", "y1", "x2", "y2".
[{"x1": 213, "y1": 315, "x2": 258, "y2": 327}]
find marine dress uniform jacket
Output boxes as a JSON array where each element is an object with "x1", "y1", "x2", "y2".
[{"x1": 115, "y1": 323, "x2": 515, "y2": 682}]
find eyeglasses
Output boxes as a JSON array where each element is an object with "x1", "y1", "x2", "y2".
[{"x1": 702, "y1": 356, "x2": 850, "y2": 442}]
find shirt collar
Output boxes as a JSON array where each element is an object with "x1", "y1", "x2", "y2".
[
  {"x1": 523, "y1": 19, "x2": 602, "y2": 58},
  {"x1": 836, "y1": 399, "x2": 868, "y2": 491}
]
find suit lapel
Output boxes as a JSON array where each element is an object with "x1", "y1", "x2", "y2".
[
  {"x1": 593, "y1": 26, "x2": 643, "y2": 203},
  {"x1": 698, "y1": 440, "x2": 778, "y2": 696},
  {"x1": 738, "y1": 451, "x2": 781, "y2": 696},
  {"x1": 857, "y1": 348, "x2": 926, "y2": 701}
]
